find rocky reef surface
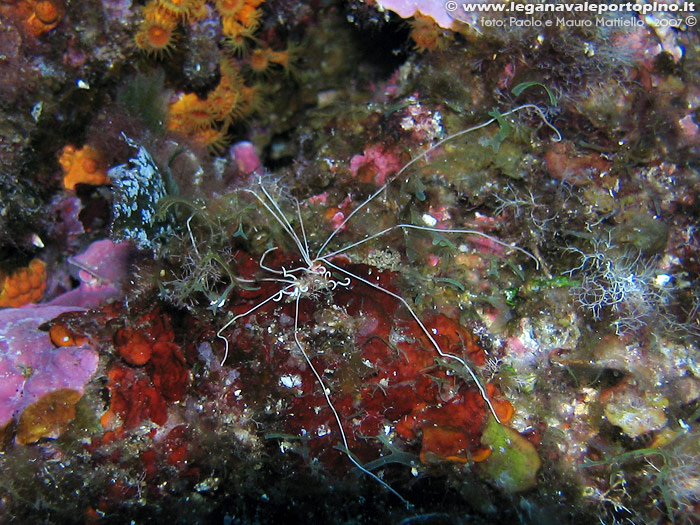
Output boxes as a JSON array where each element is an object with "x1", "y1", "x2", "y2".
[{"x1": 0, "y1": 0, "x2": 698, "y2": 523}]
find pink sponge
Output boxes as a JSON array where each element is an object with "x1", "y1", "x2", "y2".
[
  {"x1": 376, "y1": 0, "x2": 454, "y2": 27},
  {"x1": 0, "y1": 306, "x2": 99, "y2": 432},
  {"x1": 375, "y1": 0, "x2": 485, "y2": 28}
]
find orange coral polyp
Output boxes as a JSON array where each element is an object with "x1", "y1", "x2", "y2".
[
  {"x1": 168, "y1": 93, "x2": 215, "y2": 133},
  {"x1": 219, "y1": 56, "x2": 244, "y2": 86},
  {"x1": 185, "y1": 107, "x2": 214, "y2": 130},
  {"x1": 237, "y1": 84, "x2": 261, "y2": 117},
  {"x1": 215, "y1": 0, "x2": 244, "y2": 17},
  {"x1": 248, "y1": 47, "x2": 270, "y2": 73},
  {"x1": 192, "y1": 126, "x2": 229, "y2": 153},
  {"x1": 188, "y1": 0, "x2": 207, "y2": 19},
  {"x1": 410, "y1": 13, "x2": 442, "y2": 52},
  {"x1": 157, "y1": 0, "x2": 196, "y2": 19},
  {"x1": 236, "y1": 4, "x2": 260, "y2": 29},
  {"x1": 224, "y1": 27, "x2": 255, "y2": 54},
  {"x1": 135, "y1": 20, "x2": 176, "y2": 57},
  {"x1": 268, "y1": 49, "x2": 290, "y2": 69},
  {"x1": 131, "y1": 0, "x2": 273, "y2": 153},
  {"x1": 221, "y1": 16, "x2": 246, "y2": 38},
  {"x1": 146, "y1": 24, "x2": 172, "y2": 48},
  {"x1": 206, "y1": 85, "x2": 241, "y2": 122},
  {"x1": 141, "y1": 0, "x2": 179, "y2": 27}
]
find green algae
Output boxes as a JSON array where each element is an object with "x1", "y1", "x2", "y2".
[
  {"x1": 478, "y1": 417, "x2": 541, "y2": 493},
  {"x1": 116, "y1": 70, "x2": 168, "y2": 134}
]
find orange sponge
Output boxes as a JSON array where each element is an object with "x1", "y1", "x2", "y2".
[
  {"x1": 25, "y1": 0, "x2": 64, "y2": 36},
  {"x1": 0, "y1": 259, "x2": 47, "y2": 307},
  {"x1": 59, "y1": 144, "x2": 110, "y2": 190},
  {"x1": 0, "y1": 0, "x2": 64, "y2": 37},
  {"x1": 15, "y1": 388, "x2": 82, "y2": 444}
]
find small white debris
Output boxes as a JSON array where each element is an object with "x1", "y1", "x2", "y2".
[
  {"x1": 279, "y1": 374, "x2": 302, "y2": 389},
  {"x1": 30, "y1": 233, "x2": 44, "y2": 248},
  {"x1": 655, "y1": 274, "x2": 671, "y2": 287},
  {"x1": 31, "y1": 102, "x2": 43, "y2": 122},
  {"x1": 421, "y1": 213, "x2": 438, "y2": 227}
]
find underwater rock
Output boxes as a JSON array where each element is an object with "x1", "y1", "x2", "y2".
[{"x1": 602, "y1": 380, "x2": 669, "y2": 439}]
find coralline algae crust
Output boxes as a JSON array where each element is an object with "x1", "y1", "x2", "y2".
[{"x1": 0, "y1": 306, "x2": 98, "y2": 437}]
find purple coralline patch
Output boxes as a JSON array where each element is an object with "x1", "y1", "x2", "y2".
[
  {"x1": 48, "y1": 239, "x2": 133, "y2": 308},
  {"x1": 101, "y1": 0, "x2": 134, "y2": 21},
  {"x1": 68, "y1": 239, "x2": 133, "y2": 285},
  {"x1": 49, "y1": 195, "x2": 85, "y2": 248},
  {"x1": 0, "y1": 306, "x2": 99, "y2": 431}
]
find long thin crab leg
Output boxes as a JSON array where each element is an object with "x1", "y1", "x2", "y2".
[
  {"x1": 292, "y1": 296, "x2": 411, "y2": 507},
  {"x1": 316, "y1": 104, "x2": 561, "y2": 259},
  {"x1": 321, "y1": 223, "x2": 540, "y2": 269},
  {"x1": 243, "y1": 186, "x2": 313, "y2": 267},
  {"x1": 216, "y1": 283, "x2": 296, "y2": 365},
  {"x1": 323, "y1": 259, "x2": 502, "y2": 424},
  {"x1": 186, "y1": 214, "x2": 201, "y2": 259},
  {"x1": 259, "y1": 183, "x2": 311, "y2": 263},
  {"x1": 258, "y1": 247, "x2": 308, "y2": 276},
  {"x1": 295, "y1": 197, "x2": 310, "y2": 258}
]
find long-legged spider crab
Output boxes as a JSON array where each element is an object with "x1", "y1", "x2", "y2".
[{"x1": 196, "y1": 104, "x2": 562, "y2": 504}]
